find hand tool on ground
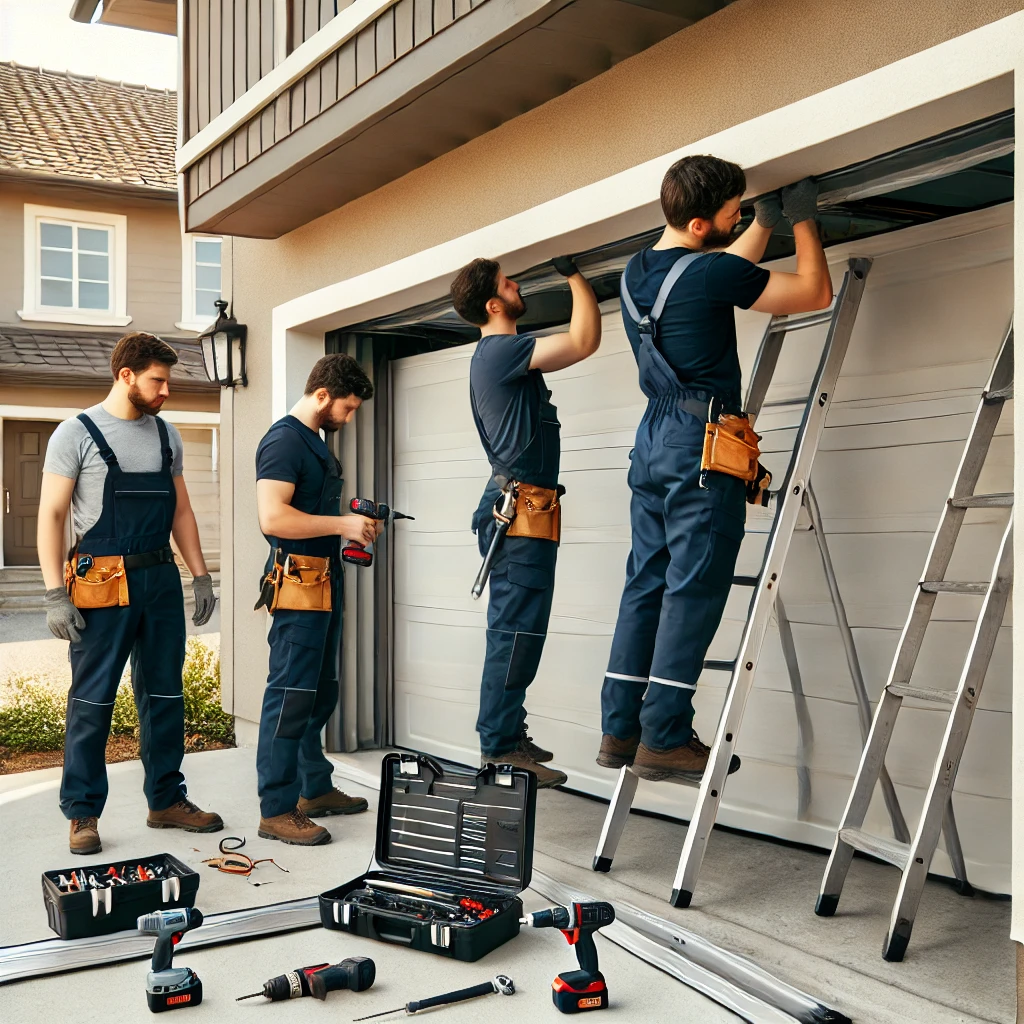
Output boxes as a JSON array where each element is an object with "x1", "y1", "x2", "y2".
[
  {"x1": 137, "y1": 907, "x2": 204, "y2": 1012},
  {"x1": 342, "y1": 498, "x2": 415, "y2": 567},
  {"x1": 471, "y1": 485, "x2": 516, "y2": 599},
  {"x1": 203, "y1": 835, "x2": 289, "y2": 885},
  {"x1": 521, "y1": 902, "x2": 615, "y2": 1013},
  {"x1": 352, "y1": 974, "x2": 515, "y2": 1020},
  {"x1": 237, "y1": 957, "x2": 375, "y2": 1001}
]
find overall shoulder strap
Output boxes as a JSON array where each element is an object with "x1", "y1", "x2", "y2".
[
  {"x1": 77, "y1": 413, "x2": 118, "y2": 468},
  {"x1": 620, "y1": 251, "x2": 710, "y2": 336},
  {"x1": 155, "y1": 416, "x2": 173, "y2": 472},
  {"x1": 278, "y1": 417, "x2": 333, "y2": 471}
]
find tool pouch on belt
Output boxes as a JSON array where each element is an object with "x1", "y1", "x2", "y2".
[
  {"x1": 506, "y1": 483, "x2": 562, "y2": 542},
  {"x1": 256, "y1": 551, "x2": 331, "y2": 613},
  {"x1": 65, "y1": 554, "x2": 129, "y2": 609},
  {"x1": 701, "y1": 413, "x2": 761, "y2": 482}
]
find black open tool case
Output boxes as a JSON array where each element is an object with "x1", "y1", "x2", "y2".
[
  {"x1": 41, "y1": 853, "x2": 199, "y2": 940},
  {"x1": 320, "y1": 752, "x2": 537, "y2": 961}
]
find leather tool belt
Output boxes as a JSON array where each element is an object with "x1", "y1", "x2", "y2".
[
  {"x1": 63, "y1": 546, "x2": 174, "y2": 609},
  {"x1": 506, "y1": 482, "x2": 562, "y2": 542},
  {"x1": 700, "y1": 413, "x2": 772, "y2": 505},
  {"x1": 255, "y1": 549, "x2": 332, "y2": 614}
]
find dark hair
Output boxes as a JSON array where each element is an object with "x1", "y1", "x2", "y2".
[
  {"x1": 450, "y1": 258, "x2": 500, "y2": 326},
  {"x1": 110, "y1": 332, "x2": 179, "y2": 378},
  {"x1": 304, "y1": 354, "x2": 373, "y2": 400},
  {"x1": 660, "y1": 155, "x2": 746, "y2": 229}
]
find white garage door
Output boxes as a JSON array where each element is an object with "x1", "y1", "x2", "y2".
[{"x1": 391, "y1": 204, "x2": 1013, "y2": 892}]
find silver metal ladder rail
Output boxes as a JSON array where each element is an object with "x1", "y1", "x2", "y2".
[
  {"x1": 593, "y1": 256, "x2": 873, "y2": 907},
  {"x1": 815, "y1": 324, "x2": 1013, "y2": 962}
]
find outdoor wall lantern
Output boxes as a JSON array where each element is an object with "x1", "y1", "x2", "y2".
[{"x1": 199, "y1": 299, "x2": 248, "y2": 387}]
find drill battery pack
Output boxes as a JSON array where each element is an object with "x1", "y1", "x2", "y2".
[
  {"x1": 320, "y1": 752, "x2": 537, "y2": 962},
  {"x1": 147, "y1": 974, "x2": 203, "y2": 1013},
  {"x1": 553, "y1": 970, "x2": 609, "y2": 1013}
]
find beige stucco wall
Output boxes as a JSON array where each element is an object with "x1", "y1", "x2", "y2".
[
  {"x1": 223, "y1": 0, "x2": 1024, "y2": 726},
  {"x1": 0, "y1": 182, "x2": 183, "y2": 334}
]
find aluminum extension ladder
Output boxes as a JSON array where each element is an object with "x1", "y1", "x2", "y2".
[
  {"x1": 593, "y1": 256, "x2": 873, "y2": 907},
  {"x1": 815, "y1": 323, "x2": 1014, "y2": 962}
]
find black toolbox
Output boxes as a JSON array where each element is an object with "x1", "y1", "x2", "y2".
[
  {"x1": 320, "y1": 752, "x2": 536, "y2": 962},
  {"x1": 42, "y1": 853, "x2": 200, "y2": 940}
]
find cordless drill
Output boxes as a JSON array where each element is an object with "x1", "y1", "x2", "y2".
[
  {"x1": 341, "y1": 498, "x2": 414, "y2": 567},
  {"x1": 137, "y1": 908, "x2": 204, "y2": 1013},
  {"x1": 521, "y1": 902, "x2": 615, "y2": 1013},
  {"x1": 236, "y1": 956, "x2": 375, "y2": 1001}
]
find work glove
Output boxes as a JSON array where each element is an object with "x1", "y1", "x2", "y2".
[
  {"x1": 44, "y1": 587, "x2": 85, "y2": 643},
  {"x1": 753, "y1": 193, "x2": 783, "y2": 229},
  {"x1": 191, "y1": 574, "x2": 217, "y2": 627},
  {"x1": 551, "y1": 255, "x2": 579, "y2": 277},
  {"x1": 781, "y1": 177, "x2": 819, "y2": 225}
]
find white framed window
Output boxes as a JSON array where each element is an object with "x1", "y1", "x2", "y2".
[
  {"x1": 176, "y1": 234, "x2": 223, "y2": 333},
  {"x1": 19, "y1": 205, "x2": 130, "y2": 326}
]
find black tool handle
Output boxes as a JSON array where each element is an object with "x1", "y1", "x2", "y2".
[
  {"x1": 407, "y1": 980, "x2": 495, "y2": 1013},
  {"x1": 574, "y1": 930, "x2": 599, "y2": 977},
  {"x1": 309, "y1": 958, "x2": 376, "y2": 999}
]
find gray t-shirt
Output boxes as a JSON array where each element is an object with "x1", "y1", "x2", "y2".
[{"x1": 44, "y1": 404, "x2": 184, "y2": 543}]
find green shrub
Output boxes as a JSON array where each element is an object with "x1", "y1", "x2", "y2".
[{"x1": 0, "y1": 639, "x2": 233, "y2": 753}]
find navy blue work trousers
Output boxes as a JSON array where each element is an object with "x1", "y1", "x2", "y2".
[
  {"x1": 60, "y1": 562, "x2": 187, "y2": 819},
  {"x1": 256, "y1": 574, "x2": 341, "y2": 818},
  {"x1": 476, "y1": 523, "x2": 557, "y2": 757},
  {"x1": 601, "y1": 405, "x2": 745, "y2": 750}
]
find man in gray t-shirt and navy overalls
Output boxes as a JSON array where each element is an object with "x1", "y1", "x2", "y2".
[
  {"x1": 450, "y1": 255, "x2": 601, "y2": 787},
  {"x1": 38, "y1": 333, "x2": 222, "y2": 855}
]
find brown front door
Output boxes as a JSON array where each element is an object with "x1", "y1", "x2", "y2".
[{"x1": 3, "y1": 420, "x2": 58, "y2": 566}]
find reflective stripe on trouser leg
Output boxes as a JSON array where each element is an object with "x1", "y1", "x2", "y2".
[
  {"x1": 476, "y1": 533, "x2": 557, "y2": 757},
  {"x1": 258, "y1": 609, "x2": 332, "y2": 819}
]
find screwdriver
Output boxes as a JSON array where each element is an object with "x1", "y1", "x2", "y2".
[
  {"x1": 237, "y1": 957, "x2": 375, "y2": 1001},
  {"x1": 353, "y1": 974, "x2": 514, "y2": 1019}
]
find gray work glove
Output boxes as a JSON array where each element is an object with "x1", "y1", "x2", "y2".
[
  {"x1": 191, "y1": 574, "x2": 217, "y2": 627},
  {"x1": 551, "y1": 255, "x2": 579, "y2": 277},
  {"x1": 754, "y1": 193, "x2": 783, "y2": 229},
  {"x1": 44, "y1": 587, "x2": 85, "y2": 643},
  {"x1": 781, "y1": 177, "x2": 819, "y2": 225}
]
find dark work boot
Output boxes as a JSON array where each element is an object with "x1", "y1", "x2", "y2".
[
  {"x1": 259, "y1": 808, "x2": 332, "y2": 845},
  {"x1": 482, "y1": 750, "x2": 567, "y2": 789},
  {"x1": 298, "y1": 788, "x2": 368, "y2": 817},
  {"x1": 69, "y1": 817, "x2": 102, "y2": 856},
  {"x1": 632, "y1": 734, "x2": 741, "y2": 784},
  {"x1": 596, "y1": 734, "x2": 640, "y2": 769},
  {"x1": 514, "y1": 725, "x2": 553, "y2": 763}
]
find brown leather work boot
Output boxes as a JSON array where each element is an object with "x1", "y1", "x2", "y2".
[
  {"x1": 298, "y1": 787, "x2": 368, "y2": 817},
  {"x1": 147, "y1": 798, "x2": 224, "y2": 833},
  {"x1": 632, "y1": 734, "x2": 741, "y2": 784},
  {"x1": 513, "y1": 725, "x2": 553, "y2": 763},
  {"x1": 70, "y1": 816, "x2": 101, "y2": 856},
  {"x1": 596, "y1": 734, "x2": 640, "y2": 769},
  {"x1": 259, "y1": 808, "x2": 332, "y2": 846},
  {"x1": 482, "y1": 750, "x2": 567, "y2": 789}
]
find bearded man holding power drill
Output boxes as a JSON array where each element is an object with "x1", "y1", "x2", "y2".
[
  {"x1": 451, "y1": 255, "x2": 601, "y2": 786},
  {"x1": 254, "y1": 354, "x2": 382, "y2": 844},
  {"x1": 598, "y1": 156, "x2": 833, "y2": 783}
]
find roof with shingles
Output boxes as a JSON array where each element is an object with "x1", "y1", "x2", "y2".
[{"x1": 0, "y1": 62, "x2": 176, "y2": 192}]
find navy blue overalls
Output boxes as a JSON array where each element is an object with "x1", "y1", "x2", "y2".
[
  {"x1": 256, "y1": 418, "x2": 343, "y2": 819},
  {"x1": 60, "y1": 413, "x2": 187, "y2": 820},
  {"x1": 471, "y1": 370, "x2": 560, "y2": 757},
  {"x1": 600, "y1": 253, "x2": 746, "y2": 751}
]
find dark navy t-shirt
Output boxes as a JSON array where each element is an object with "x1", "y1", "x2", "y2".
[
  {"x1": 621, "y1": 247, "x2": 769, "y2": 407},
  {"x1": 469, "y1": 333, "x2": 543, "y2": 474},
  {"x1": 256, "y1": 415, "x2": 338, "y2": 555}
]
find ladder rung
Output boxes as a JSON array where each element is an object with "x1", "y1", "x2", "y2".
[
  {"x1": 920, "y1": 581, "x2": 990, "y2": 595},
  {"x1": 774, "y1": 309, "x2": 835, "y2": 333},
  {"x1": 702, "y1": 660, "x2": 736, "y2": 672},
  {"x1": 950, "y1": 493, "x2": 1013, "y2": 508},
  {"x1": 732, "y1": 575, "x2": 760, "y2": 587},
  {"x1": 887, "y1": 683, "x2": 956, "y2": 706},
  {"x1": 839, "y1": 827, "x2": 911, "y2": 870}
]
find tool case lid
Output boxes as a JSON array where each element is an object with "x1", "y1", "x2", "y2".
[{"x1": 369, "y1": 752, "x2": 536, "y2": 894}]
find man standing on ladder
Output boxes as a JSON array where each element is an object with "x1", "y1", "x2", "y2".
[
  {"x1": 451, "y1": 256, "x2": 601, "y2": 786},
  {"x1": 598, "y1": 155, "x2": 833, "y2": 783}
]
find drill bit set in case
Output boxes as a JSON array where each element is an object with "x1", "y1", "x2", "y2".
[
  {"x1": 319, "y1": 752, "x2": 537, "y2": 961},
  {"x1": 41, "y1": 853, "x2": 199, "y2": 940}
]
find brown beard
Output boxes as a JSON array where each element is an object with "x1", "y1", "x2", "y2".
[
  {"x1": 127, "y1": 384, "x2": 163, "y2": 415},
  {"x1": 702, "y1": 225, "x2": 736, "y2": 249},
  {"x1": 501, "y1": 294, "x2": 527, "y2": 319}
]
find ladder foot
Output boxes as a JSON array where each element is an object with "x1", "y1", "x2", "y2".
[
  {"x1": 815, "y1": 893, "x2": 840, "y2": 917},
  {"x1": 592, "y1": 856, "x2": 612, "y2": 873},
  {"x1": 954, "y1": 878, "x2": 976, "y2": 898},
  {"x1": 670, "y1": 887, "x2": 692, "y2": 909},
  {"x1": 882, "y1": 920, "x2": 912, "y2": 962}
]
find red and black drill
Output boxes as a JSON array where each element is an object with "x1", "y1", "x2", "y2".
[
  {"x1": 521, "y1": 901, "x2": 615, "y2": 1013},
  {"x1": 341, "y1": 498, "x2": 414, "y2": 568}
]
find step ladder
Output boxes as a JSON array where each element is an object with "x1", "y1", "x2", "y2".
[
  {"x1": 593, "y1": 256, "x2": 873, "y2": 907},
  {"x1": 815, "y1": 323, "x2": 1013, "y2": 962}
]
